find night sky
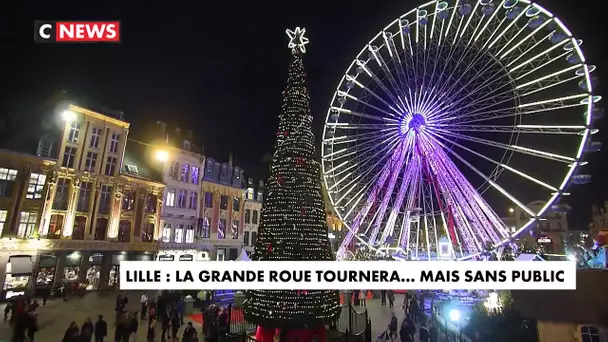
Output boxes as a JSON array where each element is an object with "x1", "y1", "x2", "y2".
[{"x1": 2, "y1": 0, "x2": 607, "y2": 229}]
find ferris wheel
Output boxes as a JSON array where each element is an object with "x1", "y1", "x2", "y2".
[{"x1": 321, "y1": 0, "x2": 602, "y2": 261}]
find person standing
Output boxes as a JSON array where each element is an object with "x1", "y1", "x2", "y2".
[
  {"x1": 388, "y1": 313, "x2": 398, "y2": 342},
  {"x1": 170, "y1": 309, "x2": 181, "y2": 341},
  {"x1": 359, "y1": 290, "x2": 367, "y2": 307},
  {"x1": 82, "y1": 317, "x2": 94, "y2": 341},
  {"x1": 146, "y1": 317, "x2": 157, "y2": 342},
  {"x1": 128, "y1": 313, "x2": 139, "y2": 342},
  {"x1": 94, "y1": 315, "x2": 107, "y2": 342},
  {"x1": 182, "y1": 322, "x2": 197, "y2": 342},
  {"x1": 381, "y1": 290, "x2": 387, "y2": 306},
  {"x1": 140, "y1": 293, "x2": 148, "y2": 320},
  {"x1": 387, "y1": 290, "x2": 395, "y2": 308},
  {"x1": 26, "y1": 311, "x2": 38, "y2": 342}
]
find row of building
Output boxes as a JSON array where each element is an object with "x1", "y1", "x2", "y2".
[{"x1": 0, "y1": 104, "x2": 264, "y2": 297}]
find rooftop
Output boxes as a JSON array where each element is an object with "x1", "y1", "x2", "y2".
[{"x1": 121, "y1": 140, "x2": 164, "y2": 184}]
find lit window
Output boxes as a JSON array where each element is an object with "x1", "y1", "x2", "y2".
[
  {"x1": 191, "y1": 166, "x2": 199, "y2": 185},
  {"x1": 177, "y1": 190, "x2": 187, "y2": 208},
  {"x1": 84, "y1": 152, "x2": 98, "y2": 172},
  {"x1": 76, "y1": 182, "x2": 93, "y2": 212},
  {"x1": 181, "y1": 164, "x2": 189, "y2": 182},
  {"x1": 26, "y1": 173, "x2": 46, "y2": 199},
  {"x1": 218, "y1": 219, "x2": 226, "y2": 239},
  {"x1": 18, "y1": 212, "x2": 38, "y2": 238},
  {"x1": 232, "y1": 197, "x2": 240, "y2": 212},
  {"x1": 62, "y1": 147, "x2": 76, "y2": 168},
  {"x1": 118, "y1": 220, "x2": 131, "y2": 242},
  {"x1": 0, "y1": 210, "x2": 7, "y2": 237},
  {"x1": 189, "y1": 192, "x2": 198, "y2": 210},
  {"x1": 105, "y1": 157, "x2": 117, "y2": 176},
  {"x1": 198, "y1": 217, "x2": 210, "y2": 238},
  {"x1": 142, "y1": 223, "x2": 155, "y2": 242},
  {"x1": 580, "y1": 326, "x2": 600, "y2": 342},
  {"x1": 49, "y1": 214, "x2": 64, "y2": 238},
  {"x1": 161, "y1": 223, "x2": 172, "y2": 243},
  {"x1": 109, "y1": 133, "x2": 120, "y2": 154},
  {"x1": 220, "y1": 196, "x2": 228, "y2": 210},
  {"x1": 174, "y1": 225, "x2": 184, "y2": 243},
  {"x1": 169, "y1": 162, "x2": 179, "y2": 179},
  {"x1": 165, "y1": 189, "x2": 176, "y2": 207},
  {"x1": 185, "y1": 225, "x2": 195, "y2": 243},
  {"x1": 67, "y1": 121, "x2": 80, "y2": 143},
  {"x1": 0, "y1": 168, "x2": 18, "y2": 197},
  {"x1": 122, "y1": 190, "x2": 134, "y2": 211},
  {"x1": 90, "y1": 127, "x2": 102, "y2": 148},
  {"x1": 231, "y1": 220, "x2": 239, "y2": 239},
  {"x1": 204, "y1": 192, "x2": 213, "y2": 208}
]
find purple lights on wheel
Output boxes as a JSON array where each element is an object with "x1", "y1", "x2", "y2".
[{"x1": 324, "y1": 0, "x2": 599, "y2": 261}]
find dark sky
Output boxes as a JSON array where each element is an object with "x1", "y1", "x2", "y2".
[{"x1": 2, "y1": 0, "x2": 607, "y2": 229}]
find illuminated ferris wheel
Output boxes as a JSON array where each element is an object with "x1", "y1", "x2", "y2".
[{"x1": 321, "y1": 0, "x2": 602, "y2": 260}]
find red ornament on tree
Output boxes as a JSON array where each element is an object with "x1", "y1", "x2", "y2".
[
  {"x1": 267, "y1": 243, "x2": 273, "y2": 253},
  {"x1": 296, "y1": 157, "x2": 305, "y2": 166},
  {"x1": 277, "y1": 177, "x2": 284, "y2": 186}
]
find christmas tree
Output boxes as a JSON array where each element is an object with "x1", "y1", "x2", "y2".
[{"x1": 243, "y1": 27, "x2": 341, "y2": 336}]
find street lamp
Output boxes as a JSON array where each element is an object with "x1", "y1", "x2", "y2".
[
  {"x1": 62, "y1": 110, "x2": 76, "y2": 122},
  {"x1": 155, "y1": 150, "x2": 169, "y2": 162},
  {"x1": 508, "y1": 208, "x2": 514, "y2": 214}
]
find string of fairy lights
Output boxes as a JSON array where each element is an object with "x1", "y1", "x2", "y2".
[{"x1": 243, "y1": 27, "x2": 341, "y2": 330}]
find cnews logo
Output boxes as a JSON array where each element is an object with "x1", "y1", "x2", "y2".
[{"x1": 34, "y1": 21, "x2": 121, "y2": 43}]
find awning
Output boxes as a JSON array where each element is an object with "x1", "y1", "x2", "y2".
[{"x1": 8, "y1": 256, "x2": 33, "y2": 276}]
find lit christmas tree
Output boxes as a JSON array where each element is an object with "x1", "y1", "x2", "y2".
[{"x1": 243, "y1": 27, "x2": 340, "y2": 340}]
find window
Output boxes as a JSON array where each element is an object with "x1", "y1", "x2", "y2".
[
  {"x1": 90, "y1": 127, "x2": 102, "y2": 148},
  {"x1": 126, "y1": 165, "x2": 138, "y2": 174},
  {"x1": 185, "y1": 225, "x2": 195, "y2": 243},
  {"x1": 0, "y1": 210, "x2": 7, "y2": 237},
  {"x1": 18, "y1": 212, "x2": 38, "y2": 238},
  {"x1": 177, "y1": 190, "x2": 187, "y2": 208},
  {"x1": 118, "y1": 220, "x2": 131, "y2": 242},
  {"x1": 37, "y1": 137, "x2": 53, "y2": 158},
  {"x1": 72, "y1": 216, "x2": 86, "y2": 240},
  {"x1": 220, "y1": 196, "x2": 228, "y2": 210},
  {"x1": 62, "y1": 147, "x2": 76, "y2": 168},
  {"x1": 99, "y1": 185, "x2": 113, "y2": 214},
  {"x1": 181, "y1": 164, "x2": 189, "y2": 182},
  {"x1": 189, "y1": 192, "x2": 197, "y2": 210},
  {"x1": 67, "y1": 121, "x2": 80, "y2": 143},
  {"x1": 245, "y1": 209, "x2": 251, "y2": 224},
  {"x1": 142, "y1": 223, "x2": 155, "y2": 242},
  {"x1": 232, "y1": 197, "x2": 240, "y2": 212},
  {"x1": 109, "y1": 133, "x2": 120, "y2": 153},
  {"x1": 84, "y1": 152, "x2": 98, "y2": 172},
  {"x1": 122, "y1": 190, "x2": 134, "y2": 211},
  {"x1": 145, "y1": 194, "x2": 157, "y2": 213},
  {"x1": 252, "y1": 210, "x2": 259, "y2": 224},
  {"x1": 0, "y1": 168, "x2": 18, "y2": 197},
  {"x1": 580, "y1": 326, "x2": 600, "y2": 342},
  {"x1": 218, "y1": 219, "x2": 226, "y2": 239},
  {"x1": 246, "y1": 188, "x2": 254, "y2": 200},
  {"x1": 251, "y1": 231, "x2": 257, "y2": 247},
  {"x1": 94, "y1": 218, "x2": 108, "y2": 240},
  {"x1": 191, "y1": 166, "x2": 199, "y2": 184},
  {"x1": 48, "y1": 214, "x2": 63, "y2": 238},
  {"x1": 53, "y1": 178, "x2": 70, "y2": 210},
  {"x1": 76, "y1": 182, "x2": 93, "y2": 212},
  {"x1": 231, "y1": 220, "x2": 239, "y2": 239},
  {"x1": 174, "y1": 224, "x2": 184, "y2": 243},
  {"x1": 161, "y1": 223, "x2": 172, "y2": 243},
  {"x1": 27, "y1": 173, "x2": 47, "y2": 199},
  {"x1": 204, "y1": 192, "x2": 213, "y2": 208},
  {"x1": 165, "y1": 189, "x2": 176, "y2": 207},
  {"x1": 198, "y1": 217, "x2": 210, "y2": 239},
  {"x1": 169, "y1": 162, "x2": 179, "y2": 179},
  {"x1": 105, "y1": 157, "x2": 117, "y2": 176},
  {"x1": 244, "y1": 231, "x2": 250, "y2": 246}
]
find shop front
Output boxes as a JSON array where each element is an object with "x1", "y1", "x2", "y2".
[
  {"x1": 214, "y1": 247, "x2": 239, "y2": 261},
  {"x1": 1, "y1": 255, "x2": 34, "y2": 300}
]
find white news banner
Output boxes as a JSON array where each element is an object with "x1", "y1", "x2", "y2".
[{"x1": 119, "y1": 260, "x2": 576, "y2": 290}]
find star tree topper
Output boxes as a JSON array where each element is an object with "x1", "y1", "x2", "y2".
[{"x1": 286, "y1": 27, "x2": 309, "y2": 54}]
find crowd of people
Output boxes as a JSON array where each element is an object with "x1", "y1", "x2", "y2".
[
  {"x1": 382, "y1": 292, "x2": 439, "y2": 342},
  {"x1": 4, "y1": 297, "x2": 40, "y2": 342}
]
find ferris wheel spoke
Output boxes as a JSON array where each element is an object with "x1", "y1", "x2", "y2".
[
  {"x1": 500, "y1": 30, "x2": 556, "y2": 71},
  {"x1": 432, "y1": 124, "x2": 586, "y2": 135},
  {"x1": 369, "y1": 44, "x2": 407, "y2": 100},
  {"x1": 337, "y1": 90, "x2": 402, "y2": 119},
  {"x1": 433, "y1": 132, "x2": 560, "y2": 192},
  {"x1": 343, "y1": 76, "x2": 404, "y2": 118},
  {"x1": 355, "y1": 59, "x2": 405, "y2": 110},
  {"x1": 441, "y1": 102, "x2": 584, "y2": 125},
  {"x1": 383, "y1": 31, "x2": 410, "y2": 94},
  {"x1": 508, "y1": 39, "x2": 569, "y2": 72},
  {"x1": 485, "y1": 4, "x2": 531, "y2": 50},
  {"x1": 329, "y1": 106, "x2": 398, "y2": 123},
  {"x1": 429, "y1": 128, "x2": 576, "y2": 163},
  {"x1": 511, "y1": 49, "x2": 571, "y2": 81}
]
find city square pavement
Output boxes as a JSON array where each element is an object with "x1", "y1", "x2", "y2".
[{"x1": 0, "y1": 291, "x2": 454, "y2": 342}]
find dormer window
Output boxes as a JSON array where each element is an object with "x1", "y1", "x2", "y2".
[
  {"x1": 126, "y1": 165, "x2": 139, "y2": 175},
  {"x1": 183, "y1": 140, "x2": 191, "y2": 151},
  {"x1": 579, "y1": 325, "x2": 600, "y2": 342}
]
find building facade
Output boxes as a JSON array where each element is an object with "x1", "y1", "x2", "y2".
[
  {"x1": 0, "y1": 105, "x2": 164, "y2": 297},
  {"x1": 200, "y1": 157, "x2": 245, "y2": 261},
  {"x1": 243, "y1": 178, "x2": 264, "y2": 253},
  {"x1": 590, "y1": 202, "x2": 608, "y2": 238},
  {"x1": 510, "y1": 200, "x2": 568, "y2": 253},
  {"x1": 157, "y1": 126, "x2": 207, "y2": 261}
]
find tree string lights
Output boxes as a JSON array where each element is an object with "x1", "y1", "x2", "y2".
[{"x1": 243, "y1": 28, "x2": 340, "y2": 332}]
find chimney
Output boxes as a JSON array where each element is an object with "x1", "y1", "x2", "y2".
[
  {"x1": 187, "y1": 130, "x2": 193, "y2": 141},
  {"x1": 228, "y1": 151, "x2": 233, "y2": 166},
  {"x1": 156, "y1": 121, "x2": 168, "y2": 143}
]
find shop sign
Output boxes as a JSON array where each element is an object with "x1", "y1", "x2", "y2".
[
  {"x1": 158, "y1": 255, "x2": 175, "y2": 261},
  {"x1": 179, "y1": 254, "x2": 194, "y2": 261},
  {"x1": 537, "y1": 237, "x2": 552, "y2": 243}
]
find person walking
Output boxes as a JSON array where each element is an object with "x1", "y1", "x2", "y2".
[
  {"x1": 26, "y1": 311, "x2": 38, "y2": 342},
  {"x1": 62, "y1": 322, "x2": 80, "y2": 342},
  {"x1": 399, "y1": 318, "x2": 412, "y2": 342},
  {"x1": 381, "y1": 290, "x2": 387, "y2": 306},
  {"x1": 140, "y1": 293, "x2": 148, "y2": 320},
  {"x1": 170, "y1": 309, "x2": 181, "y2": 342},
  {"x1": 94, "y1": 315, "x2": 108, "y2": 342},
  {"x1": 359, "y1": 290, "x2": 367, "y2": 307},
  {"x1": 387, "y1": 290, "x2": 395, "y2": 308},
  {"x1": 146, "y1": 317, "x2": 157, "y2": 342},
  {"x1": 82, "y1": 317, "x2": 94, "y2": 342},
  {"x1": 419, "y1": 321, "x2": 430, "y2": 342},
  {"x1": 388, "y1": 313, "x2": 398, "y2": 342},
  {"x1": 128, "y1": 313, "x2": 139, "y2": 342},
  {"x1": 182, "y1": 322, "x2": 197, "y2": 342}
]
